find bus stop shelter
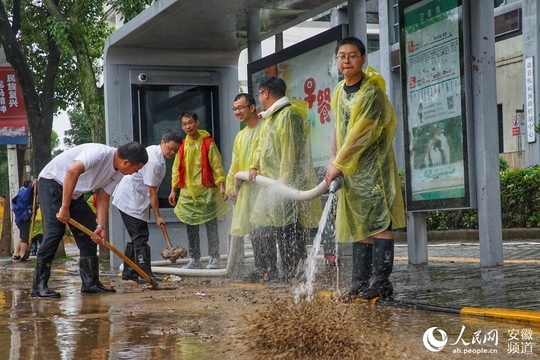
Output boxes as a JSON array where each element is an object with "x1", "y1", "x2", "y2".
[{"x1": 103, "y1": 0, "x2": 345, "y2": 267}]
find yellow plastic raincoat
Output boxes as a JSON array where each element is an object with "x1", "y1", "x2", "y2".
[
  {"x1": 250, "y1": 99, "x2": 322, "y2": 229},
  {"x1": 171, "y1": 129, "x2": 229, "y2": 225},
  {"x1": 331, "y1": 66, "x2": 405, "y2": 243},
  {"x1": 226, "y1": 122, "x2": 263, "y2": 236}
]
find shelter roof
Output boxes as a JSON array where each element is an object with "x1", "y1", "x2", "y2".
[{"x1": 106, "y1": 0, "x2": 345, "y2": 52}]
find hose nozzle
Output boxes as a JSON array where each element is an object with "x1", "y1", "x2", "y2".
[{"x1": 329, "y1": 176, "x2": 344, "y2": 193}]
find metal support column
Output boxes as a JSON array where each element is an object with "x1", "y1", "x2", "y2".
[
  {"x1": 348, "y1": 0, "x2": 367, "y2": 45},
  {"x1": 247, "y1": 7, "x2": 262, "y2": 97},
  {"x1": 330, "y1": 7, "x2": 347, "y2": 27},
  {"x1": 406, "y1": 212, "x2": 428, "y2": 265},
  {"x1": 469, "y1": 0, "x2": 503, "y2": 266}
]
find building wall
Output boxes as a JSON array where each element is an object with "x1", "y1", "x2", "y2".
[{"x1": 496, "y1": 34, "x2": 525, "y2": 167}]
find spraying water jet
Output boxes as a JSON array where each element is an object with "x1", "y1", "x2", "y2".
[{"x1": 152, "y1": 172, "x2": 336, "y2": 277}]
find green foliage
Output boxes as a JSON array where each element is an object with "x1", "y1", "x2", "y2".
[
  {"x1": 425, "y1": 166, "x2": 540, "y2": 229},
  {"x1": 51, "y1": 129, "x2": 60, "y2": 150},
  {"x1": 426, "y1": 208, "x2": 478, "y2": 230},
  {"x1": 63, "y1": 106, "x2": 92, "y2": 147},
  {"x1": 499, "y1": 156, "x2": 509, "y2": 172},
  {"x1": 500, "y1": 166, "x2": 540, "y2": 228}
]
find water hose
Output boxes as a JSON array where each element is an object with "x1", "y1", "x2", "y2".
[
  {"x1": 152, "y1": 235, "x2": 239, "y2": 277},
  {"x1": 152, "y1": 173, "x2": 343, "y2": 277},
  {"x1": 233, "y1": 171, "x2": 330, "y2": 200}
]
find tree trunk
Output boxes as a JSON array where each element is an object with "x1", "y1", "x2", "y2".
[{"x1": 43, "y1": 0, "x2": 106, "y2": 144}]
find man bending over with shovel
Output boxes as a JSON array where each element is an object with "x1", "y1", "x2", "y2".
[
  {"x1": 32, "y1": 142, "x2": 148, "y2": 298},
  {"x1": 113, "y1": 129, "x2": 183, "y2": 283}
]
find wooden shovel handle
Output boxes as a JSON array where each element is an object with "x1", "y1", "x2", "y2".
[
  {"x1": 67, "y1": 218, "x2": 158, "y2": 288},
  {"x1": 28, "y1": 180, "x2": 38, "y2": 245},
  {"x1": 160, "y1": 224, "x2": 173, "y2": 248}
]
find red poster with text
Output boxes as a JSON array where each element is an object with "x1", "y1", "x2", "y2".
[{"x1": 0, "y1": 67, "x2": 28, "y2": 144}]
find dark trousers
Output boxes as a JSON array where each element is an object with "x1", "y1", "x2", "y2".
[
  {"x1": 275, "y1": 223, "x2": 308, "y2": 278},
  {"x1": 37, "y1": 178, "x2": 98, "y2": 262},
  {"x1": 119, "y1": 210, "x2": 149, "y2": 247},
  {"x1": 186, "y1": 218, "x2": 219, "y2": 259}
]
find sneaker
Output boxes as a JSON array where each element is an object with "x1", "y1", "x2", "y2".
[
  {"x1": 206, "y1": 256, "x2": 220, "y2": 269},
  {"x1": 182, "y1": 258, "x2": 202, "y2": 269}
]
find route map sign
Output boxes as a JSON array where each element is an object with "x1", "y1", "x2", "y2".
[{"x1": 400, "y1": 0, "x2": 474, "y2": 211}]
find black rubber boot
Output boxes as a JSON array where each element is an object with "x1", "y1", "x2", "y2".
[
  {"x1": 360, "y1": 238, "x2": 394, "y2": 299},
  {"x1": 349, "y1": 242, "x2": 373, "y2": 295},
  {"x1": 31, "y1": 260, "x2": 61, "y2": 298},
  {"x1": 80, "y1": 255, "x2": 116, "y2": 293},
  {"x1": 122, "y1": 242, "x2": 138, "y2": 281},
  {"x1": 134, "y1": 245, "x2": 163, "y2": 283},
  {"x1": 338, "y1": 242, "x2": 373, "y2": 302}
]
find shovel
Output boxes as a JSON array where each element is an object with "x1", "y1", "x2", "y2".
[
  {"x1": 67, "y1": 218, "x2": 159, "y2": 290},
  {"x1": 159, "y1": 224, "x2": 187, "y2": 263}
]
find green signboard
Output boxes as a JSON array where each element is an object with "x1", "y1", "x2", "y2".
[{"x1": 400, "y1": 0, "x2": 474, "y2": 211}]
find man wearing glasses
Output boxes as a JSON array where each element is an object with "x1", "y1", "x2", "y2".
[
  {"x1": 226, "y1": 93, "x2": 277, "y2": 281},
  {"x1": 324, "y1": 36, "x2": 406, "y2": 300},
  {"x1": 249, "y1": 77, "x2": 322, "y2": 282}
]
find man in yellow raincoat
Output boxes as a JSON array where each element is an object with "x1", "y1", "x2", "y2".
[
  {"x1": 169, "y1": 112, "x2": 229, "y2": 270},
  {"x1": 249, "y1": 76, "x2": 322, "y2": 281},
  {"x1": 226, "y1": 93, "x2": 276, "y2": 281},
  {"x1": 324, "y1": 37, "x2": 406, "y2": 300}
]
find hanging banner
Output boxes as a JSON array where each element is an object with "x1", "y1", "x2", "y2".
[{"x1": 0, "y1": 47, "x2": 28, "y2": 145}]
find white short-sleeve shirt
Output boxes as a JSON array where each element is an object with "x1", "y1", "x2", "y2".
[
  {"x1": 38, "y1": 143, "x2": 123, "y2": 199},
  {"x1": 112, "y1": 145, "x2": 166, "y2": 221}
]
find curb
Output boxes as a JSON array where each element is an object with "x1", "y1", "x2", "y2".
[
  {"x1": 394, "y1": 228, "x2": 540, "y2": 243},
  {"x1": 316, "y1": 291, "x2": 540, "y2": 325},
  {"x1": 375, "y1": 298, "x2": 540, "y2": 324},
  {"x1": 460, "y1": 307, "x2": 540, "y2": 324}
]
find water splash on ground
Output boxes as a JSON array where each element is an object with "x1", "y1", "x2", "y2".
[{"x1": 294, "y1": 193, "x2": 336, "y2": 303}]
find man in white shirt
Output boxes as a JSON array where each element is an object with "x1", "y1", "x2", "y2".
[
  {"x1": 32, "y1": 142, "x2": 148, "y2": 298},
  {"x1": 113, "y1": 130, "x2": 183, "y2": 283}
]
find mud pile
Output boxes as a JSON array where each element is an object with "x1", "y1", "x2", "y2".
[
  {"x1": 239, "y1": 298, "x2": 429, "y2": 360},
  {"x1": 160, "y1": 245, "x2": 187, "y2": 263}
]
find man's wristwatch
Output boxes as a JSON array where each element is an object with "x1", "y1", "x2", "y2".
[{"x1": 96, "y1": 224, "x2": 106, "y2": 231}]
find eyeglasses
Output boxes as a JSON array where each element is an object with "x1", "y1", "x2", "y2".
[
  {"x1": 163, "y1": 143, "x2": 180, "y2": 153},
  {"x1": 336, "y1": 54, "x2": 362, "y2": 62},
  {"x1": 257, "y1": 89, "x2": 267, "y2": 97},
  {"x1": 232, "y1": 105, "x2": 250, "y2": 111}
]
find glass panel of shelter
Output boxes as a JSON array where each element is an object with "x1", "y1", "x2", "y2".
[{"x1": 131, "y1": 84, "x2": 220, "y2": 207}]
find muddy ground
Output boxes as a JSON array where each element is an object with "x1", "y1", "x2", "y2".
[{"x1": 2, "y1": 254, "x2": 531, "y2": 359}]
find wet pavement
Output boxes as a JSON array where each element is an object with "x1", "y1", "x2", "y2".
[
  {"x1": 1, "y1": 240, "x2": 540, "y2": 359},
  {"x1": 391, "y1": 241, "x2": 540, "y2": 312}
]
